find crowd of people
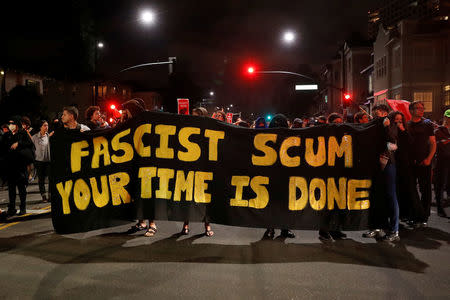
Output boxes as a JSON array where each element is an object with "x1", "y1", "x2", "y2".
[{"x1": 0, "y1": 99, "x2": 448, "y2": 243}]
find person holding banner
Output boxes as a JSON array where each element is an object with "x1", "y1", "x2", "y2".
[
  {"x1": 263, "y1": 114, "x2": 295, "y2": 239},
  {"x1": 120, "y1": 100, "x2": 159, "y2": 236},
  {"x1": 363, "y1": 105, "x2": 393, "y2": 239},
  {"x1": 180, "y1": 107, "x2": 221, "y2": 236},
  {"x1": 61, "y1": 107, "x2": 90, "y2": 132}
]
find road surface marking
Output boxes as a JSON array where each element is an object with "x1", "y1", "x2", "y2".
[{"x1": 0, "y1": 222, "x2": 19, "y2": 231}]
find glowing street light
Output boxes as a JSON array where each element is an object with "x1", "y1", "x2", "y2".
[
  {"x1": 209, "y1": 91, "x2": 214, "y2": 96},
  {"x1": 282, "y1": 31, "x2": 296, "y2": 44},
  {"x1": 141, "y1": 10, "x2": 155, "y2": 25},
  {"x1": 97, "y1": 42, "x2": 104, "y2": 48}
]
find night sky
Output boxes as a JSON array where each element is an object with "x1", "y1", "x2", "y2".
[{"x1": 1, "y1": 0, "x2": 379, "y2": 115}]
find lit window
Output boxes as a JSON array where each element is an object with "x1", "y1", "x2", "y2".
[
  {"x1": 444, "y1": 86, "x2": 450, "y2": 106},
  {"x1": 413, "y1": 91, "x2": 433, "y2": 112}
]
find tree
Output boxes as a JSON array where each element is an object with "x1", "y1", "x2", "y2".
[{"x1": 0, "y1": 85, "x2": 44, "y2": 123}]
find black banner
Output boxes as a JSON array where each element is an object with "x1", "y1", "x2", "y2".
[{"x1": 50, "y1": 112, "x2": 386, "y2": 234}]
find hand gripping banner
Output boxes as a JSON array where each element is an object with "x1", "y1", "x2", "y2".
[{"x1": 50, "y1": 112, "x2": 387, "y2": 233}]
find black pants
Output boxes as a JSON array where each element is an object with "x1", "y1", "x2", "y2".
[
  {"x1": 8, "y1": 176, "x2": 27, "y2": 212},
  {"x1": 368, "y1": 171, "x2": 389, "y2": 229},
  {"x1": 413, "y1": 165, "x2": 432, "y2": 221},
  {"x1": 35, "y1": 161, "x2": 50, "y2": 197},
  {"x1": 397, "y1": 164, "x2": 425, "y2": 222},
  {"x1": 434, "y1": 156, "x2": 450, "y2": 210}
]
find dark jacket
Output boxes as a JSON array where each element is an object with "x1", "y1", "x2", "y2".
[
  {"x1": 85, "y1": 120, "x2": 100, "y2": 130},
  {"x1": 1, "y1": 129, "x2": 34, "y2": 168}
]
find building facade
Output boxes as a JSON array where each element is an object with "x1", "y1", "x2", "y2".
[
  {"x1": 372, "y1": 20, "x2": 450, "y2": 119},
  {"x1": 319, "y1": 41, "x2": 372, "y2": 115},
  {"x1": 368, "y1": 0, "x2": 449, "y2": 39},
  {"x1": 0, "y1": 68, "x2": 133, "y2": 121}
]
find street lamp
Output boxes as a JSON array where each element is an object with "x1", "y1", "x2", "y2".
[
  {"x1": 97, "y1": 42, "x2": 104, "y2": 48},
  {"x1": 209, "y1": 91, "x2": 214, "y2": 96},
  {"x1": 140, "y1": 10, "x2": 156, "y2": 25},
  {"x1": 282, "y1": 31, "x2": 296, "y2": 44}
]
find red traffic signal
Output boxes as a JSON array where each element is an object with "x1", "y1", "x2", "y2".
[
  {"x1": 110, "y1": 104, "x2": 116, "y2": 110},
  {"x1": 343, "y1": 93, "x2": 352, "y2": 107},
  {"x1": 244, "y1": 64, "x2": 257, "y2": 76}
]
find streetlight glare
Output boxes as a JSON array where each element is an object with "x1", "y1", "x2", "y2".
[
  {"x1": 97, "y1": 42, "x2": 104, "y2": 48},
  {"x1": 141, "y1": 10, "x2": 155, "y2": 24},
  {"x1": 209, "y1": 91, "x2": 214, "y2": 96},
  {"x1": 283, "y1": 31, "x2": 295, "y2": 43}
]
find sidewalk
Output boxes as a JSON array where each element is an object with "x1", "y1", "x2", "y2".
[{"x1": 0, "y1": 179, "x2": 51, "y2": 220}]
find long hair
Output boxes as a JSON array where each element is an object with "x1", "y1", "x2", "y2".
[{"x1": 388, "y1": 111, "x2": 406, "y2": 129}]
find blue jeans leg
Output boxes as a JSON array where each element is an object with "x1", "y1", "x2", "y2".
[{"x1": 384, "y1": 163, "x2": 399, "y2": 232}]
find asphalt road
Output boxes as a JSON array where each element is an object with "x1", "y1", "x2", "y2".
[{"x1": 0, "y1": 183, "x2": 449, "y2": 299}]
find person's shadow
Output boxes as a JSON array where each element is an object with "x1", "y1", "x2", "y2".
[
  {"x1": 2, "y1": 225, "x2": 449, "y2": 274},
  {"x1": 3, "y1": 224, "x2": 450, "y2": 299}
]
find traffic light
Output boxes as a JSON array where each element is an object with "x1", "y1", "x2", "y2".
[
  {"x1": 244, "y1": 64, "x2": 257, "y2": 77},
  {"x1": 109, "y1": 103, "x2": 122, "y2": 118},
  {"x1": 266, "y1": 114, "x2": 272, "y2": 121},
  {"x1": 343, "y1": 93, "x2": 352, "y2": 107}
]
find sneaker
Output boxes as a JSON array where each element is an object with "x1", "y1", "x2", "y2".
[
  {"x1": 330, "y1": 230, "x2": 347, "y2": 239},
  {"x1": 362, "y1": 229, "x2": 381, "y2": 238},
  {"x1": 263, "y1": 228, "x2": 275, "y2": 239},
  {"x1": 383, "y1": 232, "x2": 400, "y2": 242},
  {"x1": 319, "y1": 230, "x2": 334, "y2": 242},
  {"x1": 280, "y1": 229, "x2": 295, "y2": 238}
]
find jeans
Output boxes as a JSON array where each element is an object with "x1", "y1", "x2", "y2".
[{"x1": 384, "y1": 163, "x2": 399, "y2": 232}]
